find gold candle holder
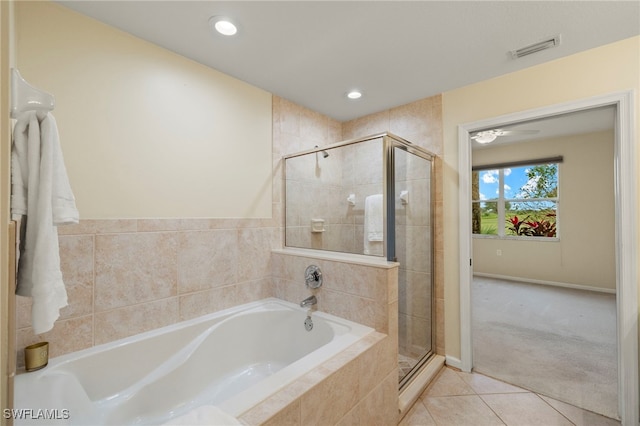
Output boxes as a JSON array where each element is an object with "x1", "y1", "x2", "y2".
[{"x1": 24, "y1": 342, "x2": 48, "y2": 372}]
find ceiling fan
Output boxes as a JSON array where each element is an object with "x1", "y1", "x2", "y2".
[{"x1": 471, "y1": 128, "x2": 540, "y2": 144}]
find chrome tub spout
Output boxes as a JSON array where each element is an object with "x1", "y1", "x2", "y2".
[{"x1": 300, "y1": 295, "x2": 317, "y2": 308}]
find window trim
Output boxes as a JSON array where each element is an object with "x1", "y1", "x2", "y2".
[{"x1": 472, "y1": 162, "x2": 560, "y2": 238}]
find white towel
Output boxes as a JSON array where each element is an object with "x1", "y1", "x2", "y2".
[
  {"x1": 11, "y1": 112, "x2": 78, "y2": 335},
  {"x1": 364, "y1": 194, "x2": 384, "y2": 256},
  {"x1": 163, "y1": 405, "x2": 241, "y2": 426}
]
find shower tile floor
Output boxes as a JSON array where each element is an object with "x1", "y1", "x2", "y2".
[
  {"x1": 399, "y1": 353, "x2": 419, "y2": 381},
  {"x1": 399, "y1": 367, "x2": 621, "y2": 426}
]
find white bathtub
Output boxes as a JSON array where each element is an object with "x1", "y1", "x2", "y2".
[{"x1": 14, "y1": 298, "x2": 374, "y2": 425}]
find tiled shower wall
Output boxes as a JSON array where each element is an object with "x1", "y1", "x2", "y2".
[{"x1": 285, "y1": 137, "x2": 385, "y2": 254}]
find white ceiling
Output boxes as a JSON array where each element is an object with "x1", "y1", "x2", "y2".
[
  {"x1": 57, "y1": 1, "x2": 639, "y2": 122},
  {"x1": 471, "y1": 105, "x2": 616, "y2": 149}
]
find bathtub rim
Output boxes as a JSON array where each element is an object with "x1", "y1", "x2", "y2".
[
  {"x1": 14, "y1": 297, "x2": 376, "y2": 424},
  {"x1": 16, "y1": 297, "x2": 373, "y2": 378}
]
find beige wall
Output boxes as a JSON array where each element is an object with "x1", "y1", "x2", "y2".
[
  {"x1": 14, "y1": 95, "x2": 340, "y2": 367},
  {"x1": 442, "y1": 36, "x2": 640, "y2": 360},
  {"x1": 473, "y1": 130, "x2": 615, "y2": 290},
  {"x1": 16, "y1": 1, "x2": 272, "y2": 219}
]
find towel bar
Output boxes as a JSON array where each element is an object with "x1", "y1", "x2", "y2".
[{"x1": 10, "y1": 69, "x2": 55, "y2": 118}]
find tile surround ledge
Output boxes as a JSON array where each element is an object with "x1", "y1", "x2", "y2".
[
  {"x1": 272, "y1": 248, "x2": 399, "y2": 269},
  {"x1": 238, "y1": 331, "x2": 399, "y2": 426}
]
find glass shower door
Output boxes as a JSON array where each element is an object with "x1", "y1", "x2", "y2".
[{"x1": 394, "y1": 146, "x2": 434, "y2": 387}]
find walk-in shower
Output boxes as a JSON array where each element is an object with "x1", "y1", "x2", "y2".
[{"x1": 283, "y1": 133, "x2": 435, "y2": 389}]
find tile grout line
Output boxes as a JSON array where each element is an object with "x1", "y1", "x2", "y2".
[
  {"x1": 533, "y1": 393, "x2": 578, "y2": 426},
  {"x1": 470, "y1": 384, "x2": 508, "y2": 426}
]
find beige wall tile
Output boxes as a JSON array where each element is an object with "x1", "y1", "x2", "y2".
[
  {"x1": 272, "y1": 278, "x2": 309, "y2": 307},
  {"x1": 301, "y1": 358, "x2": 360, "y2": 425},
  {"x1": 238, "y1": 228, "x2": 278, "y2": 282},
  {"x1": 336, "y1": 405, "x2": 361, "y2": 426},
  {"x1": 59, "y1": 282, "x2": 93, "y2": 322},
  {"x1": 387, "y1": 267, "x2": 399, "y2": 303},
  {"x1": 262, "y1": 399, "x2": 301, "y2": 426},
  {"x1": 15, "y1": 296, "x2": 31, "y2": 330},
  {"x1": 321, "y1": 289, "x2": 383, "y2": 331},
  {"x1": 95, "y1": 232, "x2": 177, "y2": 311},
  {"x1": 435, "y1": 297, "x2": 445, "y2": 355},
  {"x1": 177, "y1": 230, "x2": 237, "y2": 294},
  {"x1": 94, "y1": 298, "x2": 178, "y2": 345},
  {"x1": 16, "y1": 315, "x2": 93, "y2": 368},
  {"x1": 389, "y1": 97, "x2": 434, "y2": 138},
  {"x1": 57, "y1": 219, "x2": 138, "y2": 236},
  {"x1": 359, "y1": 370, "x2": 399, "y2": 426},
  {"x1": 58, "y1": 235, "x2": 94, "y2": 320},
  {"x1": 359, "y1": 336, "x2": 396, "y2": 399},
  {"x1": 279, "y1": 98, "x2": 302, "y2": 136},
  {"x1": 239, "y1": 386, "x2": 305, "y2": 426},
  {"x1": 178, "y1": 285, "x2": 237, "y2": 321},
  {"x1": 342, "y1": 110, "x2": 390, "y2": 140},
  {"x1": 300, "y1": 108, "x2": 328, "y2": 143},
  {"x1": 137, "y1": 219, "x2": 216, "y2": 232},
  {"x1": 321, "y1": 261, "x2": 386, "y2": 301},
  {"x1": 233, "y1": 278, "x2": 273, "y2": 305}
]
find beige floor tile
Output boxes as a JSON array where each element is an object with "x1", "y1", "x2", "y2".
[
  {"x1": 539, "y1": 394, "x2": 621, "y2": 426},
  {"x1": 399, "y1": 400, "x2": 436, "y2": 426},
  {"x1": 457, "y1": 371, "x2": 529, "y2": 394},
  {"x1": 421, "y1": 367, "x2": 475, "y2": 397},
  {"x1": 423, "y1": 395, "x2": 505, "y2": 425},
  {"x1": 481, "y1": 393, "x2": 573, "y2": 426}
]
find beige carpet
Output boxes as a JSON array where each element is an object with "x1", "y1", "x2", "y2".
[{"x1": 472, "y1": 276, "x2": 618, "y2": 420}]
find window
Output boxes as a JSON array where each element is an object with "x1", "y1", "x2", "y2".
[{"x1": 472, "y1": 159, "x2": 560, "y2": 238}]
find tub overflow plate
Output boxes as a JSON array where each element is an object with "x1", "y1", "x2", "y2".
[{"x1": 304, "y1": 316, "x2": 313, "y2": 331}]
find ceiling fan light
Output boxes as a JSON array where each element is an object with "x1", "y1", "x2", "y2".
[{"x1": 474, "y1": 131, "x2": 498, "y2": 144}]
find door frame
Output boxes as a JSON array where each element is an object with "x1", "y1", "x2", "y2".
[{"x1": 457, "y1": 90, "x2": 638, "y2": 424}]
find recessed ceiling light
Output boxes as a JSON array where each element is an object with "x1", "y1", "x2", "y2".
[
  {"x1": 209, "y1": 16, "x2": 237, "y2": 36},
  {"x1": 347, "y1": 90, "x2": 362, "y2": 100}
]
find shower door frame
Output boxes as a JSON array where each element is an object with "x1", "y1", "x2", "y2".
[{"x1": 384, "y1": 137, "x2": 439, "y2": 390}]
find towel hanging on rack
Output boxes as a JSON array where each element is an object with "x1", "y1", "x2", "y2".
[
  {"x1": 11, "y1": 111, "x2": 79, "y2": 334},
  {"x1": 363, "y1": 194, "x2": 384, "y2": 256}
]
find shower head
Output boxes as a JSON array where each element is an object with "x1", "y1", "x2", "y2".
[{"x1": 314, "y1": 145, "x2": 330, "y2": 158}]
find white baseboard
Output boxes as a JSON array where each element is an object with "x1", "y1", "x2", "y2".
[
  {"x1": 473, "y1": 272, "x2": 616, "y2": 294},
  {"x1": 445, "y1": 355, "x2": 463, "y2": 370}
]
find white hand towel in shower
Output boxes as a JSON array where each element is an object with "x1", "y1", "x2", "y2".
[
  {"x1": 11, "y1": 111, "x2": 79, "y2": 334},
  {"x1": 364, "y1": 194, "x2": 384, "y2": 256}
]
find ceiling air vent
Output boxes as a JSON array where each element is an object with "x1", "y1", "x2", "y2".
[{"x1": 511, "y1": 35, "x2": 561, "y2": 59}]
